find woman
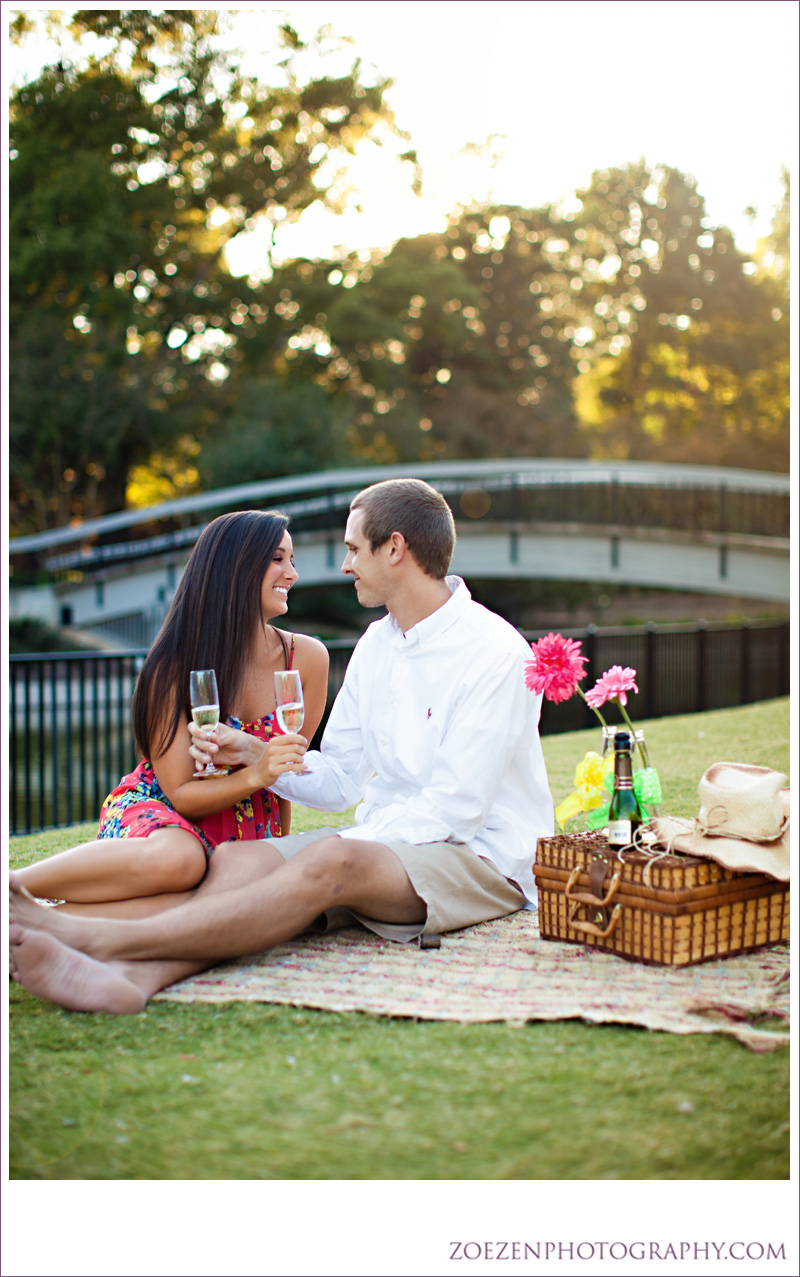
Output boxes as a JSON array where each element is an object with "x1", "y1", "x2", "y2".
[{"x1": 16, "y1": 511, "x2": 329, "y2": 914}]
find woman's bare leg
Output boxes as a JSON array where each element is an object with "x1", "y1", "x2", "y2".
[
  {"x1": 16, "y1": 828, "x2": 208, "y2": 902},
  {"x1": 50, "y1": 835, "x2": 287, "y2": 919},
  {"x1": 54, "y1": 889, "x2": 194, "y2": 919}
]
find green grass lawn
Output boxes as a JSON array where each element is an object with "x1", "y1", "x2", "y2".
[{"x1": 8, "y1": 698, "x2": 791, "y2": 1181}]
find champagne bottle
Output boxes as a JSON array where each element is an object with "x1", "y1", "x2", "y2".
[{"x1": 607, "y1": 729, "x2": 644, "y2": 849}]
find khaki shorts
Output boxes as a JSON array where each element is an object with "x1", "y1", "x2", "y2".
[{"x1": 275, "y1": 826, "x2": 526, "y2": 943}]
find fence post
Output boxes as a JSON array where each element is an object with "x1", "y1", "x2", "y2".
[
  {"x1": 645, "y1": 622, "x2": 656, "y2": 719},
  {"x1": 38, "y1": 662, "x2": 46, "y2": 830},
  {"x1": 779, "y1": 619, "x2": 790, "y2": 696},
  {"x1": 93, "y1": 660, "x2": 101, "y2": 816},
  {"x1": 325, "y1": 487, "x2": 336, "y2": 568},
  {"x1": 11, "y1": 666, "x2": 18, "y2": 832},
  {"x1": 584, "y1": 624, "x2": 597, "y2": 727},
  {"x1": 739, "y1": 618, "x2": 751, "y2": 705},
  {"x1": 79, "y1": 659, "x2": 87, "y2": 821},
  {"x1": 695, "y1": 619, "x2": 708, "y2": 712},
  {"x1": 24, "y1": 663, "x2": 32, "y2": 832},
  {"x1": 65, "y1": 662, "x2": 73, "y2": 826},
  {"x1": 49, "y1": 661, "x2": 60, "y2": 827}
]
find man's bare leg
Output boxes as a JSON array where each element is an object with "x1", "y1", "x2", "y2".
[
  {"x1": 9, "y1": 924, "x2": 204, "y2": 1015},
  {"x1": 10, "y1": 836, "x2": 425, "y2": 966}
]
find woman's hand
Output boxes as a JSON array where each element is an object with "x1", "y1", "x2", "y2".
[{"x1": 188, "y1": 721, "x2": 306, "y2": 784}]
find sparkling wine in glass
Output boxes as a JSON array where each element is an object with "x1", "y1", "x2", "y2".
[
  {"x1": 190, "y1": 668, "x2": 221, "y2": 776},
  {"x1": 274, "y1": 669, "x2": 309, "y2": 773},
  {"x1": 274, "y1": 669, "x2": 305, "y2": 734}
]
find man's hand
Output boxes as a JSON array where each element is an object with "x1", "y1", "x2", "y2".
[
  {"x1": 188, "y1": 721, "x2": 307, "y2": 784},
  {"x1": 188, "y1": 720, "x2": 260, "y2": 770}
]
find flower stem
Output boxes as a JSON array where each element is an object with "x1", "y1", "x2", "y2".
[
  {"x1": 577, "y1": 687, "x2": 609, "y2": 730},
  {"x1": 618, "y1": 701, "x2": 650, "y2": 768}
]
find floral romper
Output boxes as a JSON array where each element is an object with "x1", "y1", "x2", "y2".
[{"x1": 97, "y1": 638, "x2": 294, "y2": 853}]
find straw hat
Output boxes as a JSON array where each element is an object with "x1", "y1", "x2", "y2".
[{"x1": 651, "y1": 763, "x2": 790, "y2": 882}]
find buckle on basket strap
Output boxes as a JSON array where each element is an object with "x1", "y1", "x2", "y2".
[{"x1": 565, "y1": 856, "x2": 623, "y2": 939}]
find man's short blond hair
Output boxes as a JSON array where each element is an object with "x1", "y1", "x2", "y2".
[{"x1": 350, "y1": 478, "x2": 456, "y2": 579}]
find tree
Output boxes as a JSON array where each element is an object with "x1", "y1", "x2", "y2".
[
  {"x1": 8, "y1": 9, "x2": 406, "y2": 531},
  {"x1": 565, "y1": 163, "x2": 790, "y2": 471},
  {"x1": 196, "y1": 378, "x2": 352, "y2": 487},
  {"x1": 228, "y1": 208, "x2": 590, "y2": 467}
]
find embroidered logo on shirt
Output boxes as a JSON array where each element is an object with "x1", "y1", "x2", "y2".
[{"x1": 427, "y1": 707, "x2": 432, "y2": 718}]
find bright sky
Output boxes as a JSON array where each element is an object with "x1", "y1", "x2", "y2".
[
  {"x1": 7, "y1": 1, "x2": 797, "y2": 272},
  {"x1": 259, "y1": 0, "x2": 797, "y2": 262}
]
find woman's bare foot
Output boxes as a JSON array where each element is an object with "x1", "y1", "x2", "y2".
[
  {"x1": 9, "y1": 924, "x2": 146, "y2": 1014},
  {"x1": 10, "y1": 872, "x2": 82, "y2": 946},
  {"x1": 10, "y1": 872, "x2": 60, "y2": 925}
]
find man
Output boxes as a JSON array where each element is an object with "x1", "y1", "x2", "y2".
[{"x1": 10, "y1": 479, "x2": 553, "y2": 1013}]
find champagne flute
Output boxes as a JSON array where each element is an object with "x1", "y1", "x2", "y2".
[
  {"x1": 190, "y1": 669, "x2": 221, "y2": 776},
  {"x1": 274, "y1": 669, "x2": 308, "y2": 772}
]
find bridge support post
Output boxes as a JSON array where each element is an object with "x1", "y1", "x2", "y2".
[{"x1": 719, "y1": 545, "x2": 728, "y2": 580}]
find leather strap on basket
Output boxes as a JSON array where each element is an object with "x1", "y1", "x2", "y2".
[{"x1": 565, "y1": 862, "x2": 623, "y2": 939}]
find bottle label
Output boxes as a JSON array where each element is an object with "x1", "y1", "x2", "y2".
[{"x1": 608, "y1": 819, "x2": 632, "y2": 847}]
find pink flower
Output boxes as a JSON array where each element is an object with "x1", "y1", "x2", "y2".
[
  {"x1": 524, "y1": 632, "x2": 587, "y2": 704},
  {"x1": 585, "y1": 665, "x2": 639, "y2": 708}
]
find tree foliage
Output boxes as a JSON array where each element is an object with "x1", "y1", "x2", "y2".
[
  {"x1": 563, "y1": 163, "x2": 790, "y2": 469},
  {"x1": 8, "y1": 14, "x2": 790, "y2": 537},
  {"x1": 9, "y1": 9, "x2": 404, "y2": 530}
]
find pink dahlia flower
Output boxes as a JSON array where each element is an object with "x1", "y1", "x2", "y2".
[
  {"x1": 524, "y1": 632, "x2": 587, "y2": 704},
  {"x1": 584, "y1": 665, "x2": 639, "y2": 708}
]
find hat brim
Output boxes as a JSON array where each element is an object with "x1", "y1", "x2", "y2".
[{"x1": 651, "y1": 790, "x2": 790, "y2": 882}]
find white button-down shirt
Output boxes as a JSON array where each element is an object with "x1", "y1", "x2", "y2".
[{"x1": 273, "y1": 577, "x2": 553, "y2": 903}]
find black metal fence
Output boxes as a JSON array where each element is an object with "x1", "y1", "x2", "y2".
[
  {"x1": 530, "y1": 619, "x2": 790, "y2": 736},
  {"x1": 9, "y1": 618, "x2": 790, "y2": 835}
]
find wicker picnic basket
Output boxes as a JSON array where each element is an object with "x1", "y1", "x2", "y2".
[{"x1": 534, "y1": 830, "x2": 789, "y2": 967}]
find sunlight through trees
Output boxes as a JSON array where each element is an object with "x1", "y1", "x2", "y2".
[{"x1": 9, "y1": 11, "x2": 790, "y2": 536}]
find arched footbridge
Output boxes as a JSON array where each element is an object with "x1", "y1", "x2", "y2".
[{"x1": 10, "y1": 461, "x2": 791, "y2": 639}]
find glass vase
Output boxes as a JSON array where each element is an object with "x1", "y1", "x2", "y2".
[{"x1": 601, "y1": 726, "x2": 646, "y2": 758}]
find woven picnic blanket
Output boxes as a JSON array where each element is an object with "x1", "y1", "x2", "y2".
[{"x1": 153, "y1": 911, "x2": 790, "y2": 1051}]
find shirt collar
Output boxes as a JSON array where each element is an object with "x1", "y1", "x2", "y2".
[{"x1": 387, "y1": 576, "x2": 471, "y2": 647}]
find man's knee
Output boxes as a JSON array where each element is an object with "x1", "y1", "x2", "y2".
[{"x1": 294, "y1": 836, "x2": 365, "y2": 896}]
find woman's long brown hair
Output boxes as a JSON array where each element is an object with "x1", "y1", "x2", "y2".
[{"x1": 131, "y1": 510, "x2": 290, "y2": 759}]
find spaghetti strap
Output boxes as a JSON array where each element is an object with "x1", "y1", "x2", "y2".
[{"x1": 287, "y1": 633, "x2": 295, "y2": 669}]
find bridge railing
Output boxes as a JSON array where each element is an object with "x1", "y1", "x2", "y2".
[
  {"x1": 11, "y1": 464, "x2": 790, "y2": 581},
  {"x1": 9, "y1": 618, "x2": 789, "y2": 835}
]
